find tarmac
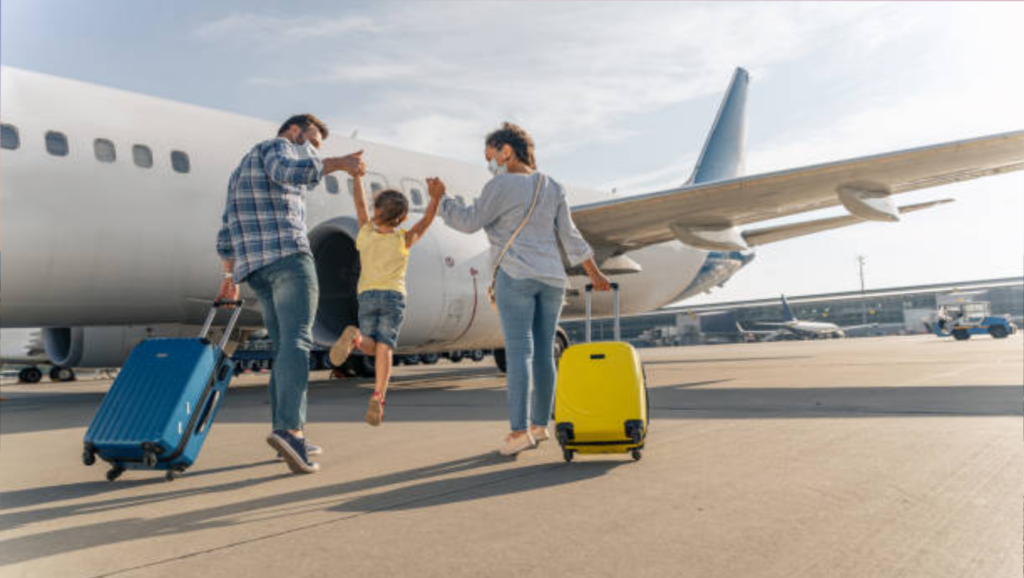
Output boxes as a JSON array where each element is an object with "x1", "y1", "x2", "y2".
[{"x1": 0, "y1": 335, "x2": 1021, "y2": 578}]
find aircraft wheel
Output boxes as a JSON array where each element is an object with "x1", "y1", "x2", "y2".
[
  {"x1": 51, "y1": 367, "x2": 76, "y2": 382},
  {"x1": 19, "y1": 367, "x2": 43, "y2": 384}
]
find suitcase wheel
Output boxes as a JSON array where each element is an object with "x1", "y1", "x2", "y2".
[
  {"x1": 165, "y1": 467, "x2": 185, "y2": 482},
  {"x1": 631, "y1": 449, "x2": 642, "y2": 461},
  {"x1": 106, "y1": 467, "x2": 125, "y2": 482},
  {"x1": 563, "y1": 449, "x2": 575, "y2": 463},
  {"x1": 142, "y1": 451, "x2": 159, "y2": 468},
  {"x1": 82, "y1": 449, "x2": 96, "y2": 466}
]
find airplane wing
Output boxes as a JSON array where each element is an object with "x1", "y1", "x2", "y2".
[
  {"x1": 571, "y1": 131, "x2": 1024, "y2": 255},
  {"x1": 742, "y1": 199, "x2": 953, "y2": 247}
]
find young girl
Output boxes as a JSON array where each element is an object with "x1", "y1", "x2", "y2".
[{"x1": 330, "y1": 173, "x2": 441, "y2": 426}]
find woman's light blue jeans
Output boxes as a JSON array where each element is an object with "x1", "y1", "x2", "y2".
[
  {"x1": 495, "y1": 269, "x2": 565, "y2": 432},
  {"x1": 245, "y1": 253, "x2": 319, "y2": 432}
]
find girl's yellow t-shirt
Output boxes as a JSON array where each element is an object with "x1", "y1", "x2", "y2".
[{"x1": 355, "y1": 223, "x2": 410, "y2": 295}]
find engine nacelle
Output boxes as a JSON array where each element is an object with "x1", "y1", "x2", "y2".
[{"x1": 42, "y1": 324, "x2": 193, "y2": 368}]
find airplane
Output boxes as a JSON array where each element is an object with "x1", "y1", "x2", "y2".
[
  {"x1": 746, "y1": 295, "x2": 877, "y2": 339},
  {"x1": 1, "y1": 65, "x2": 1022, "y2": 374},
  {"x1": 0, "y1": 328, "x2": 77, "y2": 382}
]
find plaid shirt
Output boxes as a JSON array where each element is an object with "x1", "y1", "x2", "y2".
[{"x1": 217, "y1": 138, "x2": 324, "y2": 282}]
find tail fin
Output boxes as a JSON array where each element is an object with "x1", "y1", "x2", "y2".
[
  {"x1": 686, "y1": 67, "x2": 749, "y2": 185},
  {"x1": 780, "y1": 295, "x2": 796, "y2": 322}
]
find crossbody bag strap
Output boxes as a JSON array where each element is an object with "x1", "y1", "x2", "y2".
[{"x1": 489, "y1": 173, "x2": 546, "y2": 298}]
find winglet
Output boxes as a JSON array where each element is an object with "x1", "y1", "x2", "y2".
[{"x1": 687, "y1": 67, "x2": 750, "y2": 185}]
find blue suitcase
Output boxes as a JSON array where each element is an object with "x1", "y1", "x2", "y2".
[{"x1": 82, "y1": 302, "x2": 243, "y2": 481}]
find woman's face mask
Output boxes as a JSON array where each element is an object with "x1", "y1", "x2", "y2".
[{"x1": 487, "y1": 157, "x2": 507, "y2": 177}]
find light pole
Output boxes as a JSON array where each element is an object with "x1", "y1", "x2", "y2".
[{"x1": 857, "y1": 255, "x2": 867, "y2": 325}]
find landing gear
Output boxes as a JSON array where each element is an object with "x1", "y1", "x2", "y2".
[
  {"x1": 554, "y1": 329, "x2": 569, "y2": 368},
  {"x1": 18, "y1": 367, "x2": 43, "y2": 384},
  {"x1": 351, "y1": 355, "x2": 376, "y2": 378},
  {"x1": 50, "y1": 366, "x2": 76, "y2": 382},
  {"x1": 470, "y1": 350, "x2": 486, "y2": 362},
  {"x1": 420, "y1": 353, "x2": 440, "y2": 365},
  {"x1": 448, "y1": 351, "x2": 464, "y2": 363}
]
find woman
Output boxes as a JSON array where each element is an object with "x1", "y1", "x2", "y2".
[{"x1": 429, "y1": 122, "x2": 611, "y2": 456}]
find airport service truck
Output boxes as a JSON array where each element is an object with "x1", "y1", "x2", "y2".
[{"x1": 932, "y1": 301, "x2": 1017, "y2": 341}]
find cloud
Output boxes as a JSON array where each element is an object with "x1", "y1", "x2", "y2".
[
  {"x1": 194, "y1": 13, "x2": 378, "y2": 44},
  {"x1": 298, "y1": 2, "x2": 882, "y2": 162}
]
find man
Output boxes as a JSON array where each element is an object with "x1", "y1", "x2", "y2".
[{"x1": 216, "y1": 114, "x2": 364, "y2": 474}]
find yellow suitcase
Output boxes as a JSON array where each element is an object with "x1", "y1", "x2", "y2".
[{"x1": 555, "y1": 283, "x2": 648, "y2": 462}]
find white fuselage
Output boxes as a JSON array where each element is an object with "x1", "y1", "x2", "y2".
[
  {"x1": 0, "y1": 67, "x2": 729, "y2": 356},
  {"x1": 778, "y1": 320, "x2": 844, "y2": 338}
]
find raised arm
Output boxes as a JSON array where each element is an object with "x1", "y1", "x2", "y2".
[
  {"x1": 352, "y1": 173, "x2": 370, "y2": 228},
  {"x1": 436, "y1": 178, "x2": 503, "y2": 234},
  {"x1": 407, "y1": 178, "x2": 443, "y2": 248}
]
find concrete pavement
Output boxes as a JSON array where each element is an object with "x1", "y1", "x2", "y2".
[{"x1": 1, "y1": 335, "x2": 1021, "y2": 577}]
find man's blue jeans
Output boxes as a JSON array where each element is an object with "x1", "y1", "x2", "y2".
[
  {"x1": 495, "y1": 269, "x2": 565, "y2": 432},
  {"x1": 246, "y1": 253, "x2": 319, "y2": 432}
]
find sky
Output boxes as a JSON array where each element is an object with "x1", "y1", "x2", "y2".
[{"x1": 2, "y1": 1, "x2": 1022, "y2": 307}]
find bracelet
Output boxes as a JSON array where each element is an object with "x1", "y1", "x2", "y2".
[{"x1": 223, "y1": 271, "x2": 234, "y2": 279}]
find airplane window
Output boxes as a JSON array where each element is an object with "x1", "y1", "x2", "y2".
[
  {"x1": 171, "y1": 150, "x2": 190, "y2": 173},
  {"x1": 94, "y1": 139, "x2": 116, "y2": 163},
  {"x1": 45, "y1": 131, "x2": 69, "y2": 156},
  {"x1": 133, "y1": 144, "x2": 153, "y2": 168},
  {"x1": 409, "y1": 188, "x2": 424, "y2": 206},
  {"x1": 325, "y1": 175, "x2": 340, "y2": 194},
  {"x1": 0, "y1": 124, "x2": 19, "y2": 150}
]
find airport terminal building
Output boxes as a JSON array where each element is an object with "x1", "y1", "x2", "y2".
[{"x1": 560, "y1": 277, "x2": 1024, "y2": 347}]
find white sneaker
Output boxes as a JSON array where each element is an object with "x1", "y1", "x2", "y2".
[
  {"x1": 499, "y1": 432, "x2": 536, "y2": 456},
  {"x1": 329, "y1": 326, "x2": 360, "y2": 367},
  {"x1": 530, "y1": 427, "x2": 550, "y2": 445}
]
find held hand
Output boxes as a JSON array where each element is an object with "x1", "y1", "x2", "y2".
[
  {"x1": 216, "y1": 278, "x2": 240, "y2": 306},
  {"x1": 336, "y1": 150, "x2": 366, "y2": 177},
  {"x1": 589, "y1": 270, "x2": 612, "y2": 292},
  {"x1": 426, "y1": 177, "x2": 446, "y2": 200}
]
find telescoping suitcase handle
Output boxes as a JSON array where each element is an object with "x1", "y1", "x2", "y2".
[
  {"x1": 199, "y1": 300, "x2": 245, "y2": 351},
  {"x1": 584, "y1": 283, "x2": 620, "y2": 343}
]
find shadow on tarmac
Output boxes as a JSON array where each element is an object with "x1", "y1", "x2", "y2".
[{"x1": 0, "y1": 452, "x2": 621, "y2": 567}]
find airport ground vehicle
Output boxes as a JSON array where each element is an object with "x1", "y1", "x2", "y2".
[{"x1": 933, "y1": 301, "x2": 1017, "y2": 341}]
